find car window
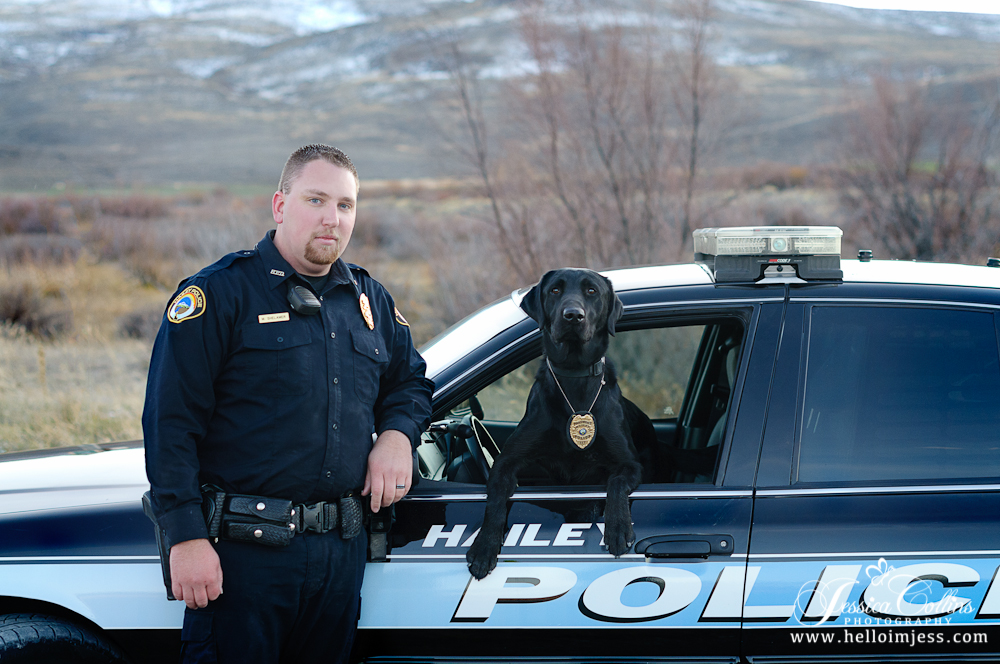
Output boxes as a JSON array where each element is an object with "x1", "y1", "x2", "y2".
[
  {"x1": 419, "y1": 321, "x2": 739, "y2": 485},
  {"x1": 476, "y1": 358, "x2": 541, "y2": 423},
  {"x1": 474, "y1": 327, "x2": 704, "y2": 425},
  {"x1": 610, "y1": 326, "x2": 704, "y2": 420},
  {"x1": 796, "y1": 306, "x2": 1000, "y2": 483}
]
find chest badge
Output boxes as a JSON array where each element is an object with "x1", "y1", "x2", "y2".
[{"x1": 359, "y1": 293, "x2": 375, "y2": 330}]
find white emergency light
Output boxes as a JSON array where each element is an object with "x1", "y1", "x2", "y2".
[{"x1": 693, "y1": 226, "x2": 843, "y2": 283}]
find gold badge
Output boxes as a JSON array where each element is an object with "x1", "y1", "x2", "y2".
[
  {"x1": 568, "y1": 413, "x2": 596, "y2": 450},
  {"x1": 167, "y1": 286, "x2": 206, "y2": 324},
  {"x1": 359, "y1": 293, "x2": 374, "y2": 330}
]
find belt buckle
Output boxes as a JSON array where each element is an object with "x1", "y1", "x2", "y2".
[{"x1": 301, "y1": 502, "x2": 323, "y2": 533}]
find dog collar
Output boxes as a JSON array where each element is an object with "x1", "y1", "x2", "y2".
[
  {"x1": 546, "y1": 356, "x2": 605, "y2": 378},
  {"x1": 546, "y1": 358, "x2": 606, "y2": 451}
]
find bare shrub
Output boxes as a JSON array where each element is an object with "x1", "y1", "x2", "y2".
[
  {"x1": 422, "y1": 213, "x2": 514, "y2": 329},
  {"x1": 62, "y1": 195, "x2": 101, "y2": 224},
  {"x1": 0, "y1": 234, "x2": 82, "y2": 264},
  {"x1": 837, "y1": 72, "x2": 1000, "y2": 262},
  {"x1": 435, "y1": 0, "x2": 747, "y2": 309},
  {"x1": 0, "y1": 198, "x2": 61, "y2": 235},
  {"x1": 97, "y1": 194, "x2": 171, "y2": 219},
  {"x1": 117, "y1": 304, "x2": 164, "y2": 340},
  {"x1": 0, "y1": 283, "x2": 72, "y2": 338},
  {"x1": 738, "y1": 162, "x2": 811, "y2": 191},
  {"x1": 352, "y1": 201, "x2": 429, "y2": 262}
]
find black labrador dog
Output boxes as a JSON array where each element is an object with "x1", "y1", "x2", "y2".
[{"x1": 466, "y1": 268, "x2": 658, "y2": 579}]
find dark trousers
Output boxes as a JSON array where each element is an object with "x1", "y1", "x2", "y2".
[{"x1": 179, "y1": 529, "x2": 367, "y2": 664}]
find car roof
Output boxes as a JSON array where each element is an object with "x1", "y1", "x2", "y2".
[{"x1": 420, "y1": 259, "x2": 1000, "y2": 379}]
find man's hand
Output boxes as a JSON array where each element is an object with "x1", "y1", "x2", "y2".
[
  {"x1": 363, "y1": 430, "x2": 413, "y2": 513},
  {"x1": 170, "y1": 538, "x2": 223, "y2": 610}
]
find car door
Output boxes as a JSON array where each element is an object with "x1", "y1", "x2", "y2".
[
  {"x1": 746, "y1": 294, "x2": 1000, "y2": 662},
  {"x1": 355, "y1": 289, "x2": 784, "y2": 662}
]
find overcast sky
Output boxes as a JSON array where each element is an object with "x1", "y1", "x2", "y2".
[{"x1": 805, "y1": 0, "x2": 1000, "y2": 13}]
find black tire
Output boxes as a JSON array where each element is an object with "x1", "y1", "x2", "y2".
[{"x1": 0, "y1": 613, "x2": 130, "y2": 664}]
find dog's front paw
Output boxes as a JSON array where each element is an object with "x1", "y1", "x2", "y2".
[
  {"x1": 466, "y1": 538, "x2": 499, "y2": 579},
  {"x1": 603, "y1": 519, "x2": 635, "y2": 558}
]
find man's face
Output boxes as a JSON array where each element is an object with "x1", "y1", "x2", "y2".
[{"x1": 272, "y1": 159, "x2": 358, "y2": 276}]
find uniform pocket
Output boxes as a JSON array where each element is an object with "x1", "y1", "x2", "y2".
[
  {"x1": 180, "y1": 609, "x2": 218, "y2": 663},
  {"x1": 241, "y1": 321, "x2": 314, "y2": 396},
  {"x1": 352, "y1": 328, "x2": 389, "y2": 404}
]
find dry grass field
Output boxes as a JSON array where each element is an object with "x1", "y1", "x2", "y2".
[
  {"x1": 0, "y1": 181, "x2": 501, "y2": 453},
  {"x1": 0, "y1": 173, "x2": 989, "y2": 454}
]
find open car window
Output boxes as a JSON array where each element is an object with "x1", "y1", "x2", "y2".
[{"x1": 417, "y1": 318, "x2": 745, "y2": 486}]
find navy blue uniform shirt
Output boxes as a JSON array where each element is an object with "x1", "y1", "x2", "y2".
[{"x1": 142, "y1": 230, "x2": 434, "y2": 546}]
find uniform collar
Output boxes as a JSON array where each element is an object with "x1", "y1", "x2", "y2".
[{"x1": 258, "y1": 230, "x2": 354, "y2": 292}]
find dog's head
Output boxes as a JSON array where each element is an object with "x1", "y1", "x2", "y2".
[{"x1": 520, "y1": 268, "x2": 623, "y2": 361}]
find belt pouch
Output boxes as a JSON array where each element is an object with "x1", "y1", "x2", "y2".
[
  {"x1": 201, "y1": 489, "x2": 296, "y2": 547},
  {"x1": 222, "y1": 494, "x2": 294, "y2": 547},
  {"x1": 339, "y1": 496, "x2": 363, "y2": 539}
]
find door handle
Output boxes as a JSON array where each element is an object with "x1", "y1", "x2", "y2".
[{"x1": 634, "y1": 534, "x2": 733, "y2": 559}]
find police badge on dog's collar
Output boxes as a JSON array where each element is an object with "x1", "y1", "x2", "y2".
[
  {"x1": 359, "y1": 293, "x2": 375, "y2": 330},
  {"x1": 568, "y1": 412, "x2": 596, "y2": 450}
]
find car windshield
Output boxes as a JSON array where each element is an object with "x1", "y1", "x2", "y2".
[{"x1": 419, "y1": 291, "x2": 529, "y2": 379}]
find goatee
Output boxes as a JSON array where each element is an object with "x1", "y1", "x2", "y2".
[{"x1": 304, "y1": 239, "x2": 338, "y2": 266}]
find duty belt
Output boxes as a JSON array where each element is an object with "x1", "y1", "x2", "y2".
[{"x1": 201, "y1": 485, "x2": 363, "y2": 548}]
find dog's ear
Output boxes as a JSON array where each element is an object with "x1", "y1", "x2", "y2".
[
  {"x1": 520, "y1": 271, "x2": 551, "y2": 324},
  {"x1": 604, "y1": 276, "x2": 624, "y2": 336}
]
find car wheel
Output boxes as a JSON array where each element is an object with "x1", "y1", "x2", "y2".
[{"x1": 0, "y1": 613, "x2": 130, "y2": 663}]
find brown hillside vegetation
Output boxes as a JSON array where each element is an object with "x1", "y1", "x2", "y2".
[
  {"x1": 3, "y1": 156, "x2": 998, "y2": 453},
  {"x1": 1, "y1": 0, "x2": 999, "y2": 452}
]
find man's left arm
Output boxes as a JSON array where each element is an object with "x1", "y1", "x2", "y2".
[{"x1": 363, "y1": 290, "x2": 434, "y2": 512}]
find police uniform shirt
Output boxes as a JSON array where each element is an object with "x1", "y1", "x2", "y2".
[{"x1": 142, "y1": 230, "x2": 434, "y2": 547}]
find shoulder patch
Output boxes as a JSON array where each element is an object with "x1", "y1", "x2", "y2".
[
  {"x1": 394, "y1": 307, "x2": 410, "y2": 327},
  {"x1": 167, "y1": 285, "x2": 207, "y2": 323}
]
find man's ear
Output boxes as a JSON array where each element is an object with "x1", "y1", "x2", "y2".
[
  {"x1": 272, "y1": 191, "x2": 285, "y2": 224},
  {"x1": 520, "y1": 271, "x2": 551, "y2": 324},
  {"x1": 604, "y1": 276, "x2": 623, "y2": 336}
]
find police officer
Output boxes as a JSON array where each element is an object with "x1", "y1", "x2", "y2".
[{"x1": 142, "y1": 144, "x2": 433, "y2": 663}]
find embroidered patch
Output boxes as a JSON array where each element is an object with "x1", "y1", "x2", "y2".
[
  {"x1": 394, "y1": 307, "x2": 409, "y2": 327},
  {"x1": 258, "y1": 312, "x2": 290, "y2": 324},
  {"x1": 270, "y1": 269, "x2": 285, "y2": 277},
  {"x1": 167, "y1": 286, "x2": 206, "y2": 323}
]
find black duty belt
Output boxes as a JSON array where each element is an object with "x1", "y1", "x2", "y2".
[{"x1": 201, "y1": 485, "x2": 363, "y2": 548}]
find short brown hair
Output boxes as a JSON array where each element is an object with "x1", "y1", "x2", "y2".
[{"x1": 278, "y1": 144, "x2": 359, "y2": 195}]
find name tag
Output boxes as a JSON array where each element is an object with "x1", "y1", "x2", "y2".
[{"x1": 258, "y1": 312, "x2": 290, "y2": 324}]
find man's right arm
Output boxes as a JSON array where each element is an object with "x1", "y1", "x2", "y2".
[{"x1": 143, "y1": 278, "x2": 232, "y2": 572}]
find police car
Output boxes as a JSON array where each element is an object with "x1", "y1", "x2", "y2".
[{"x1": 3, "y1": 225, "x2": 1000, "y2": 664}]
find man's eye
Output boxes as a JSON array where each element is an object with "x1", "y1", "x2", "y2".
[{"x1": 309, "y1": 198, "x2": 322, "y2": 204}]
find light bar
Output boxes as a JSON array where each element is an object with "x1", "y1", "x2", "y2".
[
  {"x1": 693, "y1": 226, "x2": 843, "y2": 283},
  {"x1": 693, "y1": 226, "x2": 842, "y2": 257}
]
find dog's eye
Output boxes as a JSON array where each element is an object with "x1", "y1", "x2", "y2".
[
  {"x1": 550, "y1": 287, "x2": 561, "y2": 295},
  {"x1": 586, "y1": 287, "x2": 597, "y2": 295}
]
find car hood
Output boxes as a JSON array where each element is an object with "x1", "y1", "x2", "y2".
[{"x1": 0, "y1": 447, "x2": 149, "y2": 516}]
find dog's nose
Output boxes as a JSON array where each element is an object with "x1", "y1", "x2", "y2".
[{"x1": 562, "y1": 306, "x2": 585, "y2": 323}]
